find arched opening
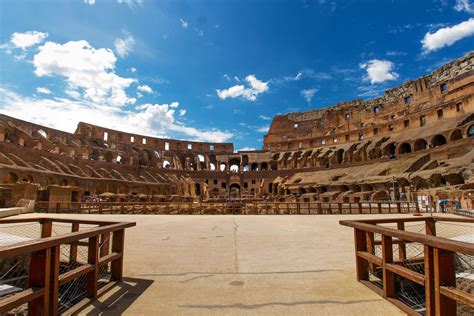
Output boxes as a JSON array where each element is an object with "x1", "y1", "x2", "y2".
[
  {"x1": 383, "y1": 143, "x2": 396, "y2": 159},
  {"x1": 2, "y1": 172, "x2": 18, "y2": 184},
  {"x1": 195, "y1": 183, "x2": 201, "y2": 196},
  {"x1": 369, "y1": 148, "x2": 382, "y2": 160},
  {"x1": 219, "y1": 163, "x2": 227, "y2": 172},
  {"x1": 229, "y1": 183, "x2": 241, "y2": 198},
  {"x1": 467, "y1": 125, "x2": 474, "y2": 137},
  {"x1": 163, "y1": 160, "x2": 171, "y2": 169},
  {"x1": 230, "y1": 164, "x2": 239, "y2": 172},
  {"x1": 449, "y1": 129, "x2": 463, "y2": 142},
  {"x1": 336, "y1": 149, "x2": 344, "y2": 164},
  {"x1": 372, "y1": 190, "x2": 389, "y2": 201},
  {"x1": 37, "y1": 129, "x2": 47, "y2": 138},
  {"x1": 431, "y1": 134, "x2": 446, "y2": 147},
  {"x1": 209, "y1": 163, "x2": 216, "y2": 171},
  {"x1": 414, "y1": 139, "x2": 428, "y2": 151},
  {"x1": 298, "y1": 188, "x2": 306, "y2": 195},
  {"x1": 242, "y1": 164, "x2": 249, "y2": 172},
  {"x1": 261, "y1": 162, "x2": 268, "y2": 171},
  {"x1": 251, "y1": 163, "x2": 259, "y2": 171},
  {"x1": 398, "y1": 142, "x2": 412, "y2": 155},
  {"x1": 90, "y1": 149, "x2": 100, "y2": 161},
  {"x1": 270, "y1": 161, "x2": 278, "y2": 170},
  {"x1": 197, "y1": 154, "x2": 205, "y2": 162}
]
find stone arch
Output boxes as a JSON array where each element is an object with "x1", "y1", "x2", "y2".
[
  {"x1": 336, "y1": 149, "x2": 344, "y2": 164},
  {"x1": 260, "y1": 162, "x2": 268, "y2": 171},
  {"x1": 229, "y1": 183, "x2": 241, "y2": 198},
  {"x1": 251, "y1": 163, "x2": 259, "y2": 171},
  {"x1": 467, "y1": 125, "x2": 474, "y2": 137},
  {"x1": 430, "y1": 134, "x2": 446, "y2": 147},
  {"x1": 414, "y1": 139, "x2": 428, "y2": 151},
  {"x1": 449, "y1": 129, "x2": 463, "y2": 142},
  {"x1": 163, "y1": 160, "x2": 171, "y2": 169},
  {"x1": 371, "y1": 190, "x2": 389, "y2": 201},
  {"x1": 219, "y1": 163, "x2": 227, "y2": 172},
  {"x1": 397, "y1": 142, "x2": 412, "y2": 155},
  {"x1": 90, "y1": 149, "x2": 100, "y2": 161},
  {"x1": 2, "y1": 172, "x2": 18, "y2": 184},
  {"x1": 383, "y1": 142, "x2": 396, "y2": 158}
]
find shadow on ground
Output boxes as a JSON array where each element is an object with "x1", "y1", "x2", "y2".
[{"x1": 83, "y1": 277, "x2": 154, "y2": 315}]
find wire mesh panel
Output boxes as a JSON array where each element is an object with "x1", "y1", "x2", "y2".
[{"x1": 395, "y1": 276, "x2": 426, "y2": 314}]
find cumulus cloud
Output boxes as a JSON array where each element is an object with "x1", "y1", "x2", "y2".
[
  {"x1": 217, "y1": 75, "x2": 269, "y2": 101},
  {"x1": 454, "y1": 0, "x2": 474, "y2": 13},
  {"x1": 259, "y1": 115, "x2": 271, "y2": 120},
  {"x1": 0, "y1": 88, "x2": 233, "y2": 143},
  {"x1": 8, "y1": 31, "x2": 48, "y2": 50},
  {"x1": 137, "y1": 84, "x2": 153, "y2": 94},
  {"x1": 84, "y1": 0, "x2": 96, "y2": 4},
  {"x1": 360, "y1": 59, "x2": 399, "y2": 84},
  {"x1": 300, "y1": 88, "x2": 318, "y2": 103},
  {"x1": 421, "y1": 18, "x2": 474, "y2": 53},
  {"x1": 114, "y1": 30, "x2": 135, "y2": 58},
  {"x1": 180, "y1": 18, "x2": 188, "y2": 28},
  {"x1": 179, "y1": 109, "x2": 186, "y2": 116},
  {"x1": 36, "y1": 87, "x2": 52, "y2": 95},
  {"x1": 257, "y1": 126, "x2": 269, "y2": 133},
  {"x1": 33, "y1": 40, "x2": 137, "y2": 107}
]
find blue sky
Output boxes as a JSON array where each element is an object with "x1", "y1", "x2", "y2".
[{"x1": 0, "y1": 0, "x2": 473, "y2": 150}]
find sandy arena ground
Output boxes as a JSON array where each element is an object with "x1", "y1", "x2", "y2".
[{"x1": 16, "y1": 213, "x2": 410, "y2": 315}]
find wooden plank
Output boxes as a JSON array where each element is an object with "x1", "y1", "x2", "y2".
[
  {"x1": 385, "y1": 263, "x2": 425, "y2": 285},
  {"x1": 58, "y1": 264, "x2": 94, "y2": 285},
  {"x1": 433, "y1": 248, "x2": 456, "y2": 316},
  {"x1": 396, "y1": 221, "x2": 406, "y2": 261},
  {"x1": 382, "y1": 235, "x2": 395, "y2": 298},
  {"x1": 424, "y1": 245, "x2": 435, "y2": 316},
  {"x1": 69, "y1": 222, "x2": 79, "y2": 263},
  {"x1": 99, "y1": 252, "x2": 122, "y2": 266},
  {"x1": 439, "y1": 286, "x2": 474, "y2": 309},
  {"x1": 339, "y1": 220, "x2": 474, "y2": 256},
  {"x1": 0, "y1": 222, "x2": 135, "y2": 260},
  {"x1": 49, "y1": 245, "x2": 60, "y2": 316},
  {"x1": 0, "y1": 288, "x2": 45, "y2": 314},
  {"x1": 86, "y1": 236, "x2": 99, "y2": 299},
  {"x1": 354, "y1": 229, "x2": 369, "y2": 281},
  {"x1": 111, "y1": 229, "x2": 125, "y2": 281},
  {"x1": 28, "y1": 248, "x2": 51, "y2": 315}
]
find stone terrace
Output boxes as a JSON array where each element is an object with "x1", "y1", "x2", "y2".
[{"x1": 12, "y1": 213, "x2": 410, "y2": 315}]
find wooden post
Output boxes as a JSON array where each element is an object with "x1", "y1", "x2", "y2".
[
  {"x1": 424, "y1": 245, "x2": 435, "y2": 316},
  {"x1": 358, "y1": 202, "x2": 362, "y2": 214},
  {"x1": 317, "y1": 202, "x2": 322, "y2": 214},
  {"x1": 433, "y1": 248, "x2": 456, "y2": 315},
  {"x1": 49, "y1": 245, "x2": 60, "y2": 315},
  {"x1": 296, "y1": 203, "x2": 300, "y2": 215},
  {"x1": 338, "y1": 203, "x2": 342, "y2": 214},
  {"x1": 111, "y1": 229, "x2": 125, "y2": 281},
  {"x1": 382, "y1": 235, "x2": 395, "y2": 298},
  {"x1": 69, "y1": 223, "x2": 79, "y2": 263},
  {"x1": 100, "y1": 232, "x2": 110, "y2": 257},
  {"x1": 396, "y1": 202, "x2": 401, "y2": 213},
  {"x1": 425, "y1": 218, "x2": 436, "y2": 236},
  {"x1": 366, "y1": 232, "x2": 375, "y2": 273},
  {"x1": 86, "y1": 236, "x2": 99, "y2": 299},
  {"x1": 354, "y1": 229, "x2": 368, "y2": 281},
  {"x1": 396, "y1": 221, "x2": 406, "y2": 261},
  {"x1": 377, "y1": 202, "x2": 382, "y2": 213},
  {"x1": 98, "y1": 202, "x2": 103, "y2": 214},
  {"x1": 56, "y1": 203, "x2": 60, "y2": 214},
  {"x1": 368, "y1": 202, "x2": 372, "y2": 213},
  {"x1": 28, "y1": 248, "x2": 51, "y2": 315},
  {"x1": 41, "y1": 220, "x2": 52, "y2": 238}
]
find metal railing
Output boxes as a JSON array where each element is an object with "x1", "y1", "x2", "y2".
[
  {"x1": 340, "y1": 215, "x2": 474, "y2": 315},
  {"x1": 0, "y1": 217, "x2": 135, "y2": 315},
  {"x1": 34, "y1": 201, "x2": 421, "y2": 215}
]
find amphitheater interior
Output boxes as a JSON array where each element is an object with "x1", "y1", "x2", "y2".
[{"x1": 0, "y1": 52, "x2": 473, "y2": 210}]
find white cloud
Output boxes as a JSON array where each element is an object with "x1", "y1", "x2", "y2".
[
  {"x1": 137, "y1": 84, "x2": 153, "y2": 94},
  {"x1": 36, "y1": 87, "x2": 52, "y2": 95},
  {"x1": 238, "y1": 147, "x2": 256, "y2": 151},
  {"x1": 454, "y1": 0, "x2": 474, "y2": 13},
  {"x1": 179, "y1": 109, "x2": 186, "y2": 116},
  {"x1": 359, "y1": 59, "x2": 399, "y2": 84},
  {"x1": 117, "y1": 0, "x2": 144, "y2": 10},
  {"x1": 259, "y1": 115, "x2": 271, "y2": 120},
  {"x1": 257, "y1": 126, "x2": 269, "y2": 133},
  {"x1": 0, "y1": 87, "x2": 233, "y2": 143},
  {"x1": 114, "y1": 30, "x2": 135, "y2": 58},
  {"x1": 180, "y1": 18, "x2": 188, "y2": 28},
  {"x1": 84, "y1": 0, "x2": 96, "y2": 4},
  {"x1": 421, "y1": 18, "x2": 474, "y2": 53},
  {"x1": 300, "y1": 88, "x2": 318, "y2": 103},
  {"x1": 129, "y1": 67, "x2": 137, "y2": 73},
  {"x1": 10, "y1": 31, "x2": 48, "y2": 50},
  {"x1": 217, "y1": 74, "x2": 269, "y2": 101},
  {"x1": 33, "y1": 40, "x2": 136, "y2": 107}
]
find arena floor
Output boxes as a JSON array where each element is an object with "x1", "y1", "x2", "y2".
[{"x1": 22, "y1": 213, "x2": 409, "y2": 315}]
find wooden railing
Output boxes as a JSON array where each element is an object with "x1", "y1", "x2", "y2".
[
  {"x1": 35, "y1": 201, "x2": 421, "y2": 215},
  {"x1": 0, "y1": 217, "x2": 135, "y2": 315},
  {"x1": 340, "y1": 215, "x2": 474, "y2": 315}
]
